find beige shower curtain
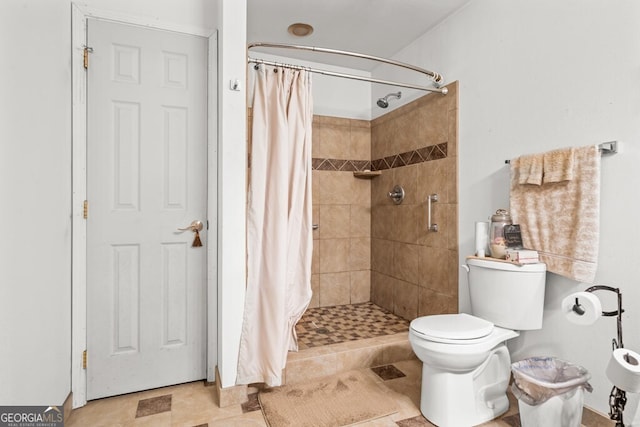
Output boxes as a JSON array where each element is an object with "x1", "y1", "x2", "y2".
[{"x1": 237, "y1": 66, "x2": 313, "y2": 386}]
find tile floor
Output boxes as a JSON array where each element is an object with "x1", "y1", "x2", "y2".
[
  {"x1": 67, "y1": 304, "x2": 602, "y2": 426},
  {"x1": 67, "y1": 359, "x2": 527, "y2": 427}
]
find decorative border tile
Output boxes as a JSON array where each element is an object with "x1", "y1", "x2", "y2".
[
  {"x1": 135, "y1": 395, "x2": 172, "y2": 418},
  {"x1": 241, "y1": 393, "x2": 261, "y2": 413},
  {"x1": 312, "y1": 142, "x2": 447, "y2": 172},
  {"x1": 371, "y1": 365, "x2": 406, "y2": 381},
  {"x1": 372, "y1": 142, "x2": 447, "y2": 171},
  {"x1": 396, "y1": 415, "x2": 432, "y2": 426},
  {"x1": 312, "y1": 158, "x2": 372, "y2": 172}
]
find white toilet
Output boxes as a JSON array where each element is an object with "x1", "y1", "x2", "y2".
[{"x1": 409, "y1": 257, "x2": 546, "y2": 427}]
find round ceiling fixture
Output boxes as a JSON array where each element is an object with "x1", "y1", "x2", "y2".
[{"x1": 287, "y1": 23, "x2": 314, "y2": 37}]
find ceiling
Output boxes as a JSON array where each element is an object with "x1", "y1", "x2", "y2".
[{"x1": 247, "y1": 0, "x2": 472, "y2": 71}]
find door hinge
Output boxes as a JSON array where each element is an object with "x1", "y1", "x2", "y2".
[
  {"x1": 83, "y1": 46, "x2": 93, "y2": 69},
  {"x1": 82, "y1": 350, "x2": 87, "y2": 369},
  {"x1": 83, "y1": 200, "x2": 88, "y2": 219}
]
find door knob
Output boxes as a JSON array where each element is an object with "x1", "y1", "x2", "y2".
[
  {"x1": 177, "y1": 220, "x2": 204, "y2": 247},
  {"x1": 177, "y1": 220, "x2": 203, "y2": 232}
]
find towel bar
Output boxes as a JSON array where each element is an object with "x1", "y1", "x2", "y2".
[{"x1": 505, "y1": 141, "x2": 618, "y2": 164}]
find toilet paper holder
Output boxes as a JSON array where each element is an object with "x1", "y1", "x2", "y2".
[
  {"x1": 571, "y1": 285, "x2": 624, "y2": 347},
  {"x1": 573, "y1": 285, "x2": 628, "y2": 427}
]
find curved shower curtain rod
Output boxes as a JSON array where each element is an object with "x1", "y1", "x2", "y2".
[{"x1": 247, "y1": 42, "x2": 448, "y2": 94}]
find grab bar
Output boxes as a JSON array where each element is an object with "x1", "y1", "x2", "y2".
[{"x1": 427, "y1": 194, "x2": 438, "y2": 232}]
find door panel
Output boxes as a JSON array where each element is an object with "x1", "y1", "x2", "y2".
[{"x1": 86, "y1": 18, "x2": 208, "y2": 400}]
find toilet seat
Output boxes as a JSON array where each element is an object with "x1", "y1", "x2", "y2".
[{"x1": 410, "y1": 313, "x2": 494, "y2": 344}]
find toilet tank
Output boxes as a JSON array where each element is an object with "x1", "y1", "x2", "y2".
[{"x1": 466, "y1": 257, "x2": 546, "y2": 330}]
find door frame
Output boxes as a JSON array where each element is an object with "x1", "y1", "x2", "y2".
[{"x1": 71, "y1": 3, "x2": 218, "y2": 408}]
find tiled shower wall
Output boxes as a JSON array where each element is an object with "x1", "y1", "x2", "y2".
[
  {"x1": 370, "y1": 82, "x2": 459, "y2": 320},
  {"x1": 247, "y1": 110, "x2": 372, "y2": 309},
  {"x1": 310, "y1": 116, "x2": 372, "y2": 308}
]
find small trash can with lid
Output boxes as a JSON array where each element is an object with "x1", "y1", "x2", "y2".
[{"x1": 511, "y1": 357, "x2": 592, "y2": 427}]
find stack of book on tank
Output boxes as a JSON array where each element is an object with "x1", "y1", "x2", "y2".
[
  {"x1": 503, "y1": 224, "x2": 540, "y2": 264},
  {"x1": 505, "y1": 248, "x2": 540, "y2": 264}
]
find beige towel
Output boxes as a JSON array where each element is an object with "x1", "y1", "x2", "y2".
[
  {"x1": 543, "y1": 147, "x2": 575, "y2": 183},
  {"x1": 510, "y1": 145, "x2": 600, "y2": 282},
  {"x1": 517, "y1": 153, "x2": 544, "y2": 185}
]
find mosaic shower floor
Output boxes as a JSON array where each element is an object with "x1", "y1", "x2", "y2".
[{"x1": 295, "y1": 302, "x2": 410, "y2": 350}]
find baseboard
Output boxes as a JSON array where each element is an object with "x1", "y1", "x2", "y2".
[
  {"x1": 582, "y1": 406, "x2": 615, "y2": 426},
  {"x1": 214, "y1": 366, "x2": 248, "y2": 408},
  {"x1": 63, "y1": 392, "x2": 73, "y2": 423}
]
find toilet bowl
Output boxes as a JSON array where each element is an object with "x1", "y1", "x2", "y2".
[
  {"x1": 409, "y1": 258, "x2": 547, "y2": 427},
  {"x1": 409, "y1": 313, "x2": 519, "y2": 426},
  {"x1": 410, "y1": 313, "x2": 518, "y2": 372}
]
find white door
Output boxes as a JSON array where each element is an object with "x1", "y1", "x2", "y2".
[{"x1": 86, "y1": 18, "x2": 208, "y2": 400}]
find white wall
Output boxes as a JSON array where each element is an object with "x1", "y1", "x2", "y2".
[
  {"x1": 77, "y1": 0, "x2": 217, "y2": 35},
  {"x1": 375, "y1": 0, "x2": 640, "y2": 418},
  {"x1": 216, "y1": 0, "x2": 247, "y2": 389},
  {"x1": 0, "y1": 0, "x2": 72, "y2": 405},
  {"x1": 247, "y1": 53, "x2": 373, "y2": 120}
]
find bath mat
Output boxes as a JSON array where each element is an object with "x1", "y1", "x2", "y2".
[{"x1": 259, "y1": 370, "x2": 398, "y2": 427}]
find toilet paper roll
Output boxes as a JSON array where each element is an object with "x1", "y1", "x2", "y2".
[
  {"x1": 606, "y1": 348, "x2": 640, "y2": 393},
  {"x1": 561, "y1": 292, "x2": 602, "y2": 325},
  {"x1": 475, "y1": 221, "x2": 489, "y2": 256}
]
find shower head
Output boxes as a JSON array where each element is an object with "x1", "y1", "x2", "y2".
[
  {"x1": 376, "y1": 98, "x2": 389, "y2": 108},
  {"x1": 376, "y1": 91, "x2": 402, "y2": 108}
]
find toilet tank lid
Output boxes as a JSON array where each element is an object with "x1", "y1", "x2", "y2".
[
  {"x1": 410, "y1": 313, "x2": 494, "y2": 340},
  {"x1": 467, "y1": 257, "x2": 547, "y2": 272}
]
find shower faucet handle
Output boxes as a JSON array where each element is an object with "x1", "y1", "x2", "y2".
[{"x1": 388, "y1": 185, "x2": 405, "y2": 204}]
